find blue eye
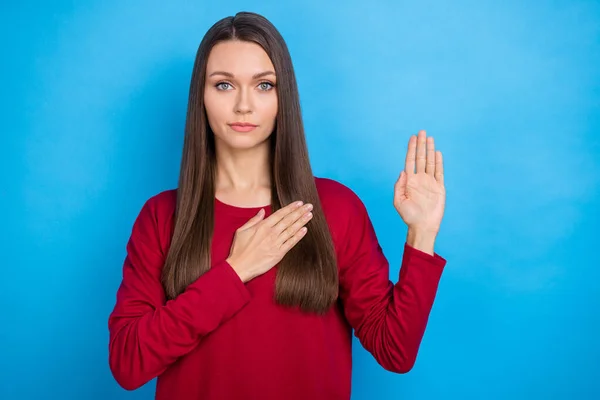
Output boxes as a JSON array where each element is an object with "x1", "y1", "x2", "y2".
[
  {"x1": 258, "y1": 82, "x2": 275, "y2": 91},
  {"x1": 215, "y1": 81, "x2": 275, "y2": 91},
  {"x1": 215, "y1": 82, "x2": 232, "y2": 91}
]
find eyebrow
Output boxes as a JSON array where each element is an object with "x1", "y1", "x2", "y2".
[{"x1": 208, "y1": 71, "x2": 276, "y2": 79}]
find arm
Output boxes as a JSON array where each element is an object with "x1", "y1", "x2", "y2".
[
  {"x1": 108, "y1": 198, "x2": 251, "y2": 390},
  {"x1": 338, "y1": 194, "x2": 446, "y2": 373}
]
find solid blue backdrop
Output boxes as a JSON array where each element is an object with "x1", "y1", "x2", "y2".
[{"x1": 1, "y1": 1, "x2": 599, "y2": 399}]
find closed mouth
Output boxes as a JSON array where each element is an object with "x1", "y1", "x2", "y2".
[{"x1": 229, "y1": 123, "x2": 258, "y2": 127}]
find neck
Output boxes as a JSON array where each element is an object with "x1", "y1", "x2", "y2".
[{"x1": 215, "y1": 141, "x2": 271, "y2": 195}]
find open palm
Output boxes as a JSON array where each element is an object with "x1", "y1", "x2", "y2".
[{"x1": 394, "y1": 130, "x2": 446, "y2": 233}]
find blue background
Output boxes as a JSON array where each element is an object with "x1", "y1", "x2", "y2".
[{"x1": 2, "y1": 1, "x2": 599, "y2": 399}]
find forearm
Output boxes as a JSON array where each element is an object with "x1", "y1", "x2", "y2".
[{"x1": 108, "y1": 260, "x2": 250, "y2": 390}]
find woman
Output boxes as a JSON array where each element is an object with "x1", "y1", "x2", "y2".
[{"x1": 108, "y1": 11, "x2": 447, "y2": 400}]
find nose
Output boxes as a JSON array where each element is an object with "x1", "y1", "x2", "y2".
[{"x1": 234, "y1": 87, "x2": 253, "y2": 115}]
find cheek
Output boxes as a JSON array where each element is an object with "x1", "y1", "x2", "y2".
[
  {"x1": 258, "y1": 95, "x2": 278, "y2": 125},
  {"x1": 269, "y1": 97, "x2": 278, "y2": 119},
  {"x1": 203, "y1": 92, "x2": 228, "y2": 129},
  {"x1": 267, "y1": 92, "x2": 278, "y2": 114}
]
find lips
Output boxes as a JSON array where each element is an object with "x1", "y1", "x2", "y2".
[{"x1": 229, "y1": 122, "x2": 258, "y2": 133}]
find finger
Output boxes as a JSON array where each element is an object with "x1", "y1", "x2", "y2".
[
  {"x1": 276, "y1": 210, "x2": 313, "y2": 247},
  {"x1": 416, "y1": 130, "x2": 427, "y2": 174},
  {"x1": 273, "y1": 203, "x2": 313, "y2": 235},
  {"x1": 404, "y1": 135, "x2": 416, "y2": 175},
  {"x1": 237, "y1": 208, "x2": 265, "y2": 231},
  {"x1": 264, "y1": 200, "x2": 304, "y2": 227},
  {"x1": 425, "y1": 136, "x2": 436, "y2": 176},
  {"x1": 434, "y1": 150, "x2": 444, "y2": 185},
  {"x1": 279, "y1": 226, "x2": 308, "y2": 254}
]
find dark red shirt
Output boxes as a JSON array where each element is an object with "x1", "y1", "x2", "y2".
[{"x1": 108, "y1": 177, "x2": 447, "y2": 399}]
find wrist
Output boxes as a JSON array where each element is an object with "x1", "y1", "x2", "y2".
[
  {"x1": 226, "y1": 257, "x2": 252, "y2": 283},
  {"x1": 406, "y1": 228, "x2": 437, "y2": 256}
]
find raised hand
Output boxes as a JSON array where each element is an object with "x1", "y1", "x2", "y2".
[{"x1": 394, "y1": 130, "x2": 446, "y2": 234}]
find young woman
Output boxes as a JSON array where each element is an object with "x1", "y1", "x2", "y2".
[{"x1": 108, "y1": 11, "x2": 447, "y2": 400}]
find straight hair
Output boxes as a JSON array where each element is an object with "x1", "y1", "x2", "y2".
[{"x1": 161, "y1": 12, "x2": 339, "y2": 314}]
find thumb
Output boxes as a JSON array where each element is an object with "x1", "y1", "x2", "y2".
[
  {"x1": 394, "y1": 171, "x2": 408, "y2": 199},
  {"x1": 238, "y1": 208, "x2": 265, "y2": 231}
]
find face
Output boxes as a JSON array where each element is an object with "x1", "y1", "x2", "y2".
[{"x1": 204, "y1": 40, "x2": 278, "y2": 151}]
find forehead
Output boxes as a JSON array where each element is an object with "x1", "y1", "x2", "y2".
[{"x1": 206, "y1": 40, "x2": 275, "y2": 78}]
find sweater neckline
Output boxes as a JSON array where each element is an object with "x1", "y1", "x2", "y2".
[{"x1": 214, "y1": 196, "x2": 272, "y2": 218}]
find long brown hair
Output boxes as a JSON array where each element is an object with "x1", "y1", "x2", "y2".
[{"x1": 161, "y1": 12, "x2": 338, "y2": 314}]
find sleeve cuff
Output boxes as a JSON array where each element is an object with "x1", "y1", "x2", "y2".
[
  {"x1": 403, "y1": 242, "x2": 447, "y2": 269},
  {"x1": 184, "y1": 260, "x2": 252, "y2": 332},
  {"x1": 219, "y1": 259, "x2": 252, "y2": 302}
]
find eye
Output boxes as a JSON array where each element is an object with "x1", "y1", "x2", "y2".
[
  {"x1": 258, "y1": 81, "x2": 275, "y2": 91},
  {"x1": 215, "y1": 82, "x2": 233, "y2": 91}
]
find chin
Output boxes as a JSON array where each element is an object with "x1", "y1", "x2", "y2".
[{"x1": 219, "y1": 132, "x2": 272, "y2": 151}]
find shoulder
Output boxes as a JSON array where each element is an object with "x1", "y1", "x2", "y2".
[
  {"x1": 143, "y1": 188, "x2": 178, "y2": 215},
  {"x1": 143, "y1": 187, "x2": 178, "y2": 228},
  {"x1": 131, "y1": 189, "x2": 178, "y2": 254},
  {"x1": 314, "y1": 176, "x2": 366, "y2": 216},
  {"x1": 313, "y1": 176, "x2": 370, "y2": 244},
  {"x1": 313, "y1": 176, "x2": 377, "y2": 261}
]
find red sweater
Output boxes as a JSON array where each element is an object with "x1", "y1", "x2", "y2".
[{"x1": 108, "y1": 177, "x2": 446, "y2": 399}]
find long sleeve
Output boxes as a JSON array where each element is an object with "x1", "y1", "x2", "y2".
[
  {"x1": 337, "y1": 192, "x2": 446, "y2": 373},
  {"x1": 108, "y1": 198, "x2": 251, "y2": 390}
]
